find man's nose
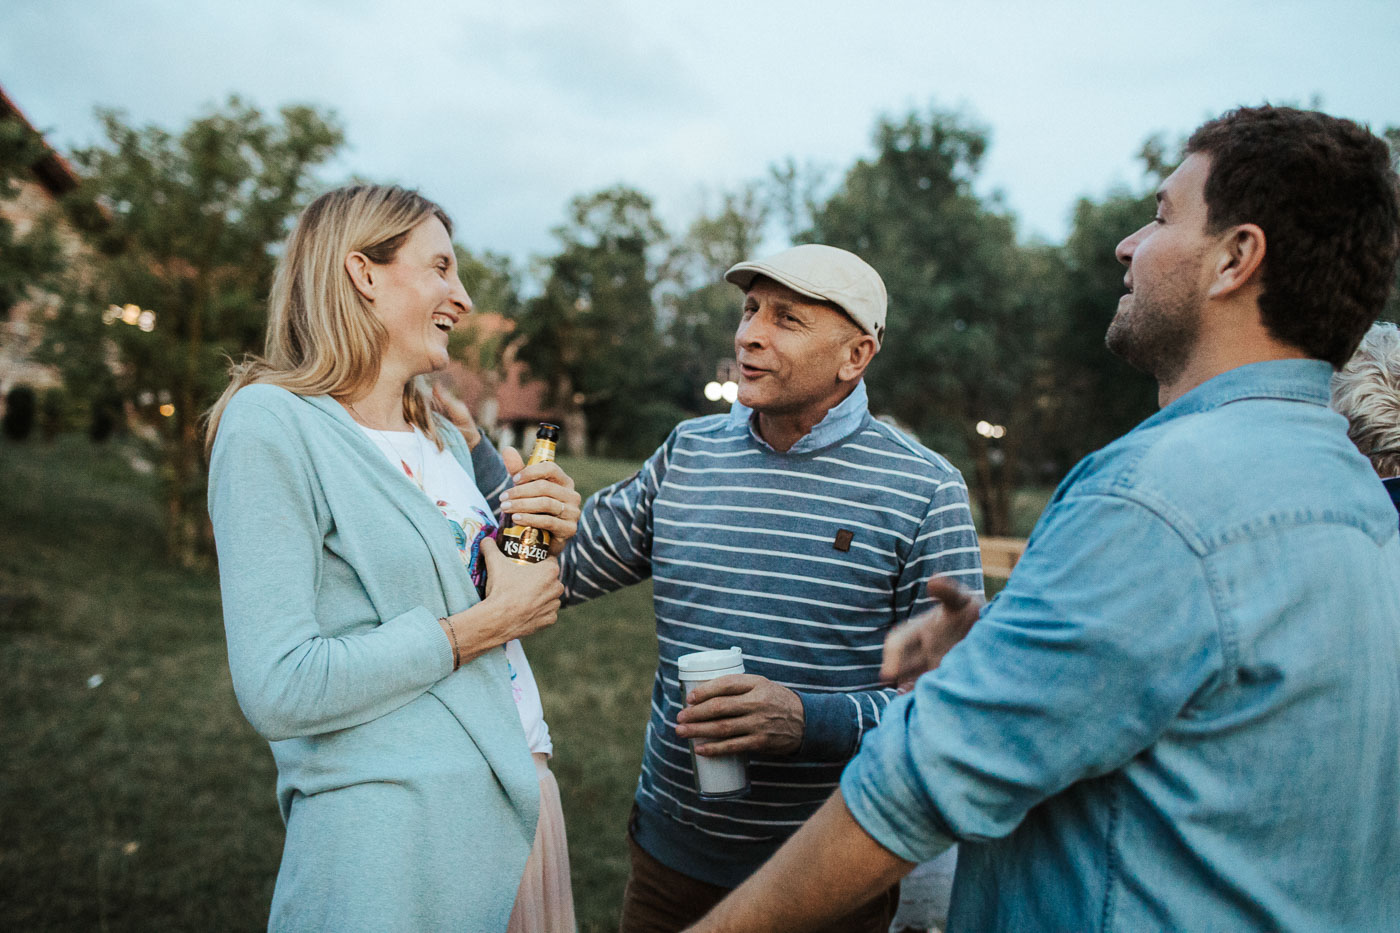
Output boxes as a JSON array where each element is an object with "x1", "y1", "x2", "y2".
[
  {"x1": 736, "y1": 314, "x2": 767, "y2": 349},
  {"x1": 1115, "y1": 226, "x2": 1145, "y2": 267}
]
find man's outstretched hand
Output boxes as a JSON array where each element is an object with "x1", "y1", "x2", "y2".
[{"x1": 881, "y1": 577, "x2": 985, "y2": 688}]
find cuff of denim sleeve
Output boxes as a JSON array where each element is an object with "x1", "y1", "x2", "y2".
[
  {"x1": 796, "y1": 691, "x2": 860, "y2": 761},
  {"x1": 839, "y1": 693, "x2": 956, "y2": 864}
]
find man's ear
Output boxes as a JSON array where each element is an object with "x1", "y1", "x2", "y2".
[
  {"x1": 345, "y1": 251, "x2": 377, "y2": 302},
  {"x1": 838, "y1": 334, "x2": 880, "y2": 383},
  {"x1": 1207, "y1": 223, "x2": 1265, "y2": 300}
]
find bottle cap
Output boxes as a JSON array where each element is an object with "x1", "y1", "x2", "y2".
[
  {"x1": 536, "y1": 422, "x2": 560, "y2": 441},
  {"x1": 677, "y1": 646, "x2": 744, "y2": 675}
]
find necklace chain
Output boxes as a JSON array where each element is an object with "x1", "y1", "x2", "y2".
[{"x1": 349, "y1": 401, "x2": 428, "y2": 492}]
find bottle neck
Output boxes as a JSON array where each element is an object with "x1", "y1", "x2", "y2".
[{"x1": 526, "y1": 439, "x2": 557, "y2": 466}]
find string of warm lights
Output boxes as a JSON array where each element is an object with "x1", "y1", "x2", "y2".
[
  {"x1": 101, "y1": 303, "x2": 157, "y2": 332},
  {"x1": 99, "y1": 305, "x2": 173, "y2": 416}
]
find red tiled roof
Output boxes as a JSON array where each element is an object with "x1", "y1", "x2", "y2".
[
  {"x1": 443, "y1": 312, "x2": 564, "y2": 423},
  {"x1": 444, "y1": 357, "x2": 563, "y2": 422},
  {"x1": 0, "y1": 83, "x2": 80, "y2": 196},
  {"x1": 495, "y1": 360, "x2": 557, "y2": 421}
]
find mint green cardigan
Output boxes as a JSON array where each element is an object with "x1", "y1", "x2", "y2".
[{"x1": 208, "y1": 384, "x2": 538, "y2": 932}]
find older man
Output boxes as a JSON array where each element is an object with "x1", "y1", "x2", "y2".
[
  {"x1": 691, "y1": 106, "x2": 1400, "y2": 933},
  {"x1": 1333, "y1": 321, "x2": 1400, "y2": 518},
  {"x1": 557, "y1": 245, "x2": 983, "y2": 933}
]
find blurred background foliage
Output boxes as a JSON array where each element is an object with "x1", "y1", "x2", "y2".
[
  {"x1": 6, "y1": 92, "x2": 1400, "y2": 932},
  {"x1": 12, "y1": 95, "x2": 1400, "y2": 549}
]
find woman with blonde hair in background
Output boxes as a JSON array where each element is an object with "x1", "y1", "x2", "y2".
[{"x1": 206, "y1": 184, "x2": 580, "y2": 931}]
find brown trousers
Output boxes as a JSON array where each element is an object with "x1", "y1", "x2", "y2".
[{"x1": 618, "y1": 833, "x2": 899, "y2": 933}]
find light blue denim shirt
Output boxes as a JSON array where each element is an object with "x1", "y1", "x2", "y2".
[{"x1": 842, "y1": 359, "x2": 1400, "y2": 932}]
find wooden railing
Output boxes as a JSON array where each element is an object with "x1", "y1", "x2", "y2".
[{"x1": 979, "y1": 536, "x2": 1027, "y2": 580}]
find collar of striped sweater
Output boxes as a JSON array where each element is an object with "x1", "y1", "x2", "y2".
[{"x1": 726, "y1": 379, "x2": 869, "y2": 454}]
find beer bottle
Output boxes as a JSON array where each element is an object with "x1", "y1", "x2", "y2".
[{"x1": 499, "y1": 423, "x2": 561, "y2": 564}]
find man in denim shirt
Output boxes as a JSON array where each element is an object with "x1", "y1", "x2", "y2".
[{"x1": 689, "y1": 107, "x2": 1400, "y2": 932}]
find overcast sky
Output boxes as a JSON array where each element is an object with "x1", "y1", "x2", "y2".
[{"x1": 4, "y1": 0, "x2": 1398, "y2": 264}]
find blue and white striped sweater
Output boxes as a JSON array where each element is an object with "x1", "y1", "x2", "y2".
[{"x1": 560, "y1": 390, "x2": 983, "y2": 886}]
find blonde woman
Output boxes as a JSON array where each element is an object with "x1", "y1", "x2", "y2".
[{"x1": 206, "y1": 185, "x2": 580, "y2": 931}]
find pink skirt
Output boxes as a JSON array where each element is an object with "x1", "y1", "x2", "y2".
[{"x1": 508, "y1": 754, "x2": 577, "y2": 933}]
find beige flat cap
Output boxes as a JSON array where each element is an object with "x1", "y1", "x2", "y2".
[{"x1": 724, "y1": 244, "x2": 887, "y2": 346}]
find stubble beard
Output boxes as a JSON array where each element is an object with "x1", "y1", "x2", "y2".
[{"x1": 1105, "y1": 282, "x2": 1203, "y2": 388}]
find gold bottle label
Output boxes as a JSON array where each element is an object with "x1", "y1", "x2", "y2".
[
  {"x1": 500, "y1": 530, "x2": 550, "y2": 564},
  {"x1": 499, "y1": 433, "x2": 558, "y2": 564}
]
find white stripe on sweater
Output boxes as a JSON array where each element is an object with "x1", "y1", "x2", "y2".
[
  {"x1": 655, "y1": 501, "x2": 915, "y2": 545},
  {"x1": 656, "y1": 633, "x2": 884, "y2": 673},
  {"x1": 653, "y1": 574, "x2": 891, "y2": 614},
  {"x1": 667, "y1": 463, "x2": 932, "y2": 504},
  {"x1": 653, "y1": 593, "x2": 884, "y2": 633},
  {"x1": 653, "y1": 555, "x2": 891, "y2": 595},
  {"x1": 656, "y1": 614, "x2": 887, "y2": 651},
  {"x1": 660, "y1": 482, "x2": 925, "y2": 524},
  {"x1": 654, "y1": 527, "x2": 896, "y2": 565}
]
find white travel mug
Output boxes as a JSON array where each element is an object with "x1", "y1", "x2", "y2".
[{"x1": 677, "y1": 647, "x2": 751, "y2": 799}]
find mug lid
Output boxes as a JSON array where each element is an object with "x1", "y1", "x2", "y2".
[{"x1": 677, "y1": 646, "x2": 743, "y2": 674}]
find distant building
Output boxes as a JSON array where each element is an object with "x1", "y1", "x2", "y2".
[
  {"x1": 441, "y1": 310, "x2": 586, "y2": 455},
  {"x1": 0, "y1": 83, "x2": 86, "y2": 405}
]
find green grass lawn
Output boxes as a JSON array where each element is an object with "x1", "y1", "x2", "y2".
[
  {"x1": 0, "y1": 438, "x2": 656, "y2": 931},
  {"x1": 537, "y1": 455, "x2": 656, "y2": 931},
  {"x1": 1, "y1": 436, "x2": 285, "y2": 930},
  {"x1": 0, "y1": 437, "x2": 1043, "y2": 931}
]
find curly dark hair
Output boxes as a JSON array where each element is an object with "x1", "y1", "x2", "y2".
[{"x1": 1186, "y1": 106, "x2": 1400, "y2": 367}]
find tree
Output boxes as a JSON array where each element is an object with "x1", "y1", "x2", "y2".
[
  {"x1": 515, "y1": 186, "x2": 679, "y2": 457},
  {"x1": 1037, "y1": 189, "x2": 1160, "y2": 468},
  {"x1": 447, "y1": 245, "x2": 523, "y2": 410},
  {"x1": 660, "y1": 184, "x2": 770, "y2": 414},
  {"x1": 1032, "y1": 138, "x2": 1179, "y2": 473},
  {"x1": 0, "y1": 118, "x2": 64, "y2": 317},
  {"x1": 1, "y1": 385, "x2": 37, "y2": 440},
  {"x1": 1, "y1": 115, "x2": 67, "y2": 417},
  {"x1": 457, "y1": 247, "x2": 521, "y2": 319},
  {"x1": 40, "y1": 97, "x2": 343, "y2": 564},
  {"x1": 805, "y1": 106, "x2": 1043, "y2": 535},
  {"x1": 766, "y1": 156, "x2": 831, "y2": 244}
]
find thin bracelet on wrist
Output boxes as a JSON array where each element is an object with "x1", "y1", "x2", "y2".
[{"x1": 441, "y1": 617, "x2": 461, "y2": 669}]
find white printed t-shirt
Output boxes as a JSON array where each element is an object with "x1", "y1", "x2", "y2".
[{"x1": 359, "y1": 423, "x2": 552, "y2": 756}]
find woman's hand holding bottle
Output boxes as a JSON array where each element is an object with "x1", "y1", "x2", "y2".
[
  {"x1": 498, "y1": 444, "x2": 581, "y2": 556},
  {"x1": 442, "y1": 538, "x2": 563, "y2": 666},
  {"x1": 432, "y1": 386, "x2": 581, "y2": 554}
]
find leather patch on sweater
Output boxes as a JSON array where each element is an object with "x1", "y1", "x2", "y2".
[{"x1": 833, "y1": 529, "x2": 854, "y2": 551}]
